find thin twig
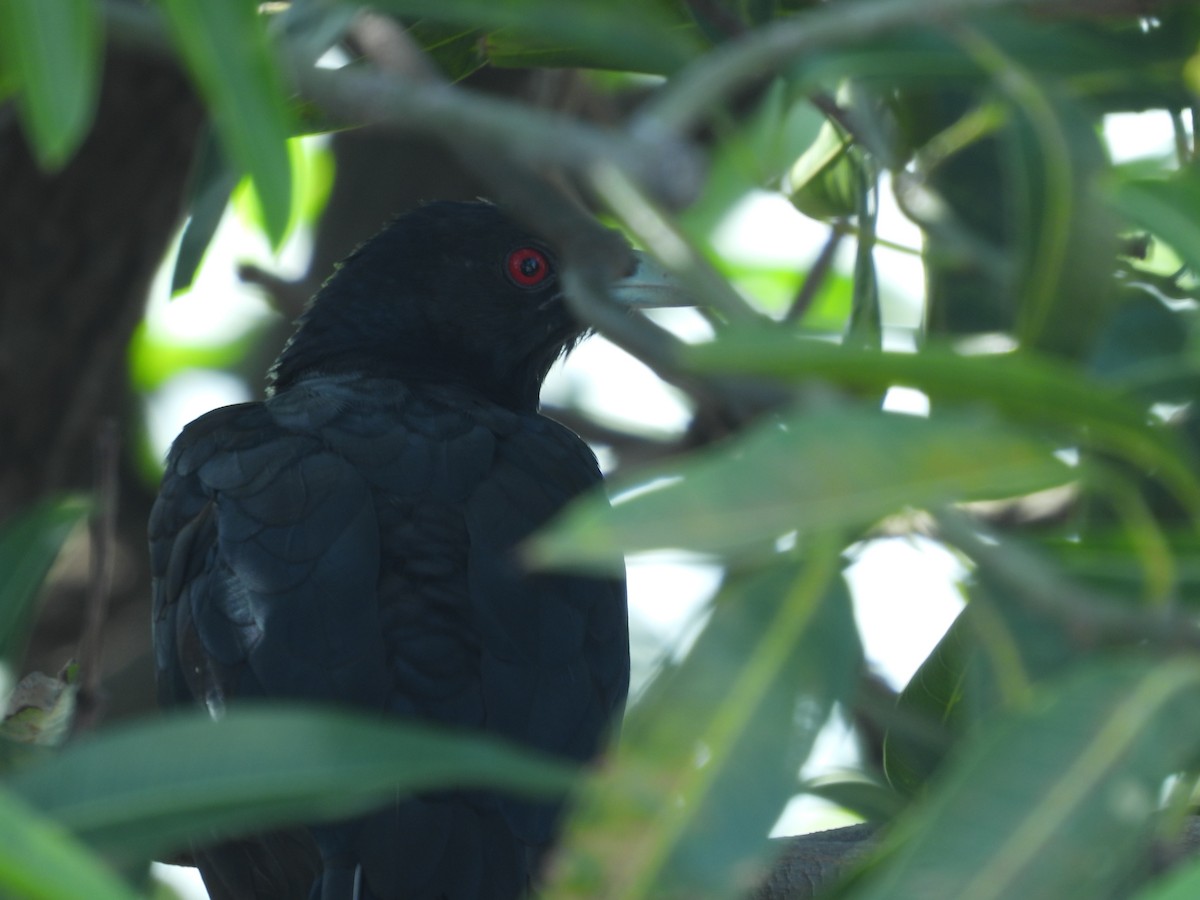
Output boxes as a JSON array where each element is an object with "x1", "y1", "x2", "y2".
[{"x1": 786, "y1": 224, "x2": 846, "y2": 323}]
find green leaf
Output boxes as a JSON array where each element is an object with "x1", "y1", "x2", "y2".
[
  {"x1": 0, "y1": 786, "x2": 139, "y2": 900},
  {"x1": 528, "y1": 405, "x2": 1069, "y2": 571},
  {"x1": 0, "y1": 0, "x2": 101, "y2": 168},
  {"x1": 170, "y1": 129, "x2": 239, "y2": 295},
  {"x1": 0, "y1": 496, "x2": 90, "y2": 665},
  {"x1": 405, "y1": 19, "x2": 487, "y2": 81},
  {"x1": 852, "y1": 657, "x2": 1200, "y2": 900},
  {"x1": 884, "y1": 608, "x2": 970, "y2": 796},
  {"x1": 8, "y1": 705, "x2": 574, "y2": 862},
  {"x1": 802, "y1": 776, "x2": 905, "y2": 823},
  {"x1": 885, "y1": 551, "x2": 1088, "y2": 796},
  {"x1": 1134, "y1": 852, "x2": 1200, "y2": 900},
  {"x1": 361, "y1": 0, "x2": 701, "y2": 74},
  {"x1": 157, "y1": 0, "x2": 294, "y2": 246},
  {"x1": 1108, "y1": 169, "x2": 1200, "y2": 277},
  {"x1": 786, "y1": 119, "x2": 861, "y2": 221},
  {"x1": 550, "y1": 550, "x2": 861, "y2": 898},
  {"x1": 684, "y1": 337, "x2": 1200, "y2": 519},
  {"x1": 679, "y1": 77, "x2": 826, "y2": 242}
]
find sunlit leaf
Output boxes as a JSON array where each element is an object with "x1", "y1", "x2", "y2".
[
  {"x1": 171, "y1": 129, "x2": 239, "y2": 295},
  {"x1": 157, "y1": 0, "x2": 294, "y2": 245},
  {"x1": 1108, "y1": 170, "x2": 1200, "y2": 277},
  {"x1": 786, "y1": 118, "x2": 861, "y2": 221}
]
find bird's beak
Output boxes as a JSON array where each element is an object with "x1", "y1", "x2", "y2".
[{"x1": 607, "y1": 251, "x2": 694, "y2": 309}]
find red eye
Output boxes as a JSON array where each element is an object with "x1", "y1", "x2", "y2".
[{"x1": 505, "y1": 247, "x2": 551, "y2": 288}]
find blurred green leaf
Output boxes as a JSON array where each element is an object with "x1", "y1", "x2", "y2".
[
  {"x1": 853, "y1": 657, "x2": 1200, "y2": 900},
  {"x1": 1108, "y1": 169, "x2": 1200, "y2": 277},
  {"x1": 405, "y1": 19, "x2": 487, "y2": 80},
  {"x1": 1134, "y1": 851, "x2": 1200, "y2": 900},
  {"x1": 171, "y1": 129, "x2": 239, "y2": 295},
  {"x1": 0, "y1": 496, "x2": 89, "y2": 665},
  {"x1": 363, "y1": 0, "x2": 701, "y2": 74},
  {"x1": 230, "y1": 134, "x2": 335, "y2": 247},
  {"x1": 158, "y1": 0, "x2": 294, "y2": 246},
  {"x1": 528, "y1": 405, "x2": 1069, "y2": 571},
  {"x1": 802, "y1": 776, "x2": 905, "y2": 823},
  {"x1": 787, "y1": 119, "x2": 861, "y2": 221},
  {"x1": 0, "y1": 0, "x2": 101, "y2": 169},
  {"x1": 0, "y1": 786, "x2": 139, "y2": 900},
  {"x1": 551, "y1": 552, "x2": 860, "y2": 899},
  {"x1": 1089, "y1": 284, "x2": 1188, "y2": 386},
  {"x1": 886, "y1": 554, "x2": 1086, "y2": 797},
  {"x1": 8, "y1": 705, "x2": 574, "y2": 862},
  {"x1": 679, "y1": 78, "x2": 826, "y2": 241},
  {"x1": 1045, "y1": 530, "x2": 1200, "y2": 608},
  {"x1": 684, "y1": 337, "x2": 1200, "y2": 518},
  {"x1": 128, "y1": 323, "x2": 262, "y2": 393}
]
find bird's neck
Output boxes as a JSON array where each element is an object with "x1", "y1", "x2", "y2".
[{"x1": 268, "y1": 320, "x2": 548, "y2": 413}]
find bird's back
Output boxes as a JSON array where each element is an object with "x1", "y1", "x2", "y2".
[{"x1": 151, "y1": 373, "x2": 628, "y2": 899}]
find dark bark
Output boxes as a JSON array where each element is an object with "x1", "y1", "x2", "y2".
[{"x1": 0, "y1": 48, "x2": 205, "y2": 720}]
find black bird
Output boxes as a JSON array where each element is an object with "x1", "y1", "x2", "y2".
[{"x1": 150, "y1": 201, "x2": 685, "y2": 899}]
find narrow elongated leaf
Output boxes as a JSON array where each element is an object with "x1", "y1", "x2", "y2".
[
  {"x1": 684, "y1": 338, "x2": 1200, "y2": 518},
  {"x1": 0, "y1": 0, "x2": 101, "y2": 168},
  {"x1": 528, "y1": 405, "x2": 1069, "y2": 571},
  {"x1": 0, "y1": 787, "x2": 138, "y2": 900},
  {"x1": 0, "y1": 496, "x2": 90, "y2": 664},
  {"x1": 158, "y1": 0, "x2": 293, "y2": 245},
  {"x1": 8, "y1": 706, "x2": 574, "y2": 861},
  {"x1": 171, "y1": 128, "x2": 239, "y2": 295},
  {"x1": 363, "y1": 0, "x2": 700, "y2": 74},
  {"x1": 550, "y1": 550, "x2": 861, "y2": 899},
  {"x1": 854, "y1": 657, "x2": 1200, "y2": 900}
]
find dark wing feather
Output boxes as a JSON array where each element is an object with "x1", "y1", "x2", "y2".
[
  {"x1": 152, "y1": 401, "x2": 390, "y2": 712},
  {"x1": 466, "y1": 416, "x2": 629, "y2": 846}
]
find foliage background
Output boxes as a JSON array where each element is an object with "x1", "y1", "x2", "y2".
[{"x1": 5, "y1": 0, "x2": 1200, "y2": 897}]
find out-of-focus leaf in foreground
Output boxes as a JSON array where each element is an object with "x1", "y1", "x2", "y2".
[
  {"x1": 157, "y1": 0, "x2": 294, "y2": 245},
  {"x1": 8, "y1": 705, "x2": 575, "y2": 863},
  {"x1": 0, "y1": 0, "x2": 101, "y2": 169},
  {"x1": 549, "y1": 552, "x2": 861, "y2": 899},
  {"x1": 0, "y1": 786, "x2": 138, "y2": 900},
  {"x1": 528, "y1": 405, "x2": 1069, "y2": 571},
  {"x1": 853, "y1": 657, "x2": 1200, "y2": 900}
]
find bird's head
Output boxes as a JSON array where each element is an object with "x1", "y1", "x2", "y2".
[{"x1": 268, "y1": 200, "x2": 685, "y2": 411}]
